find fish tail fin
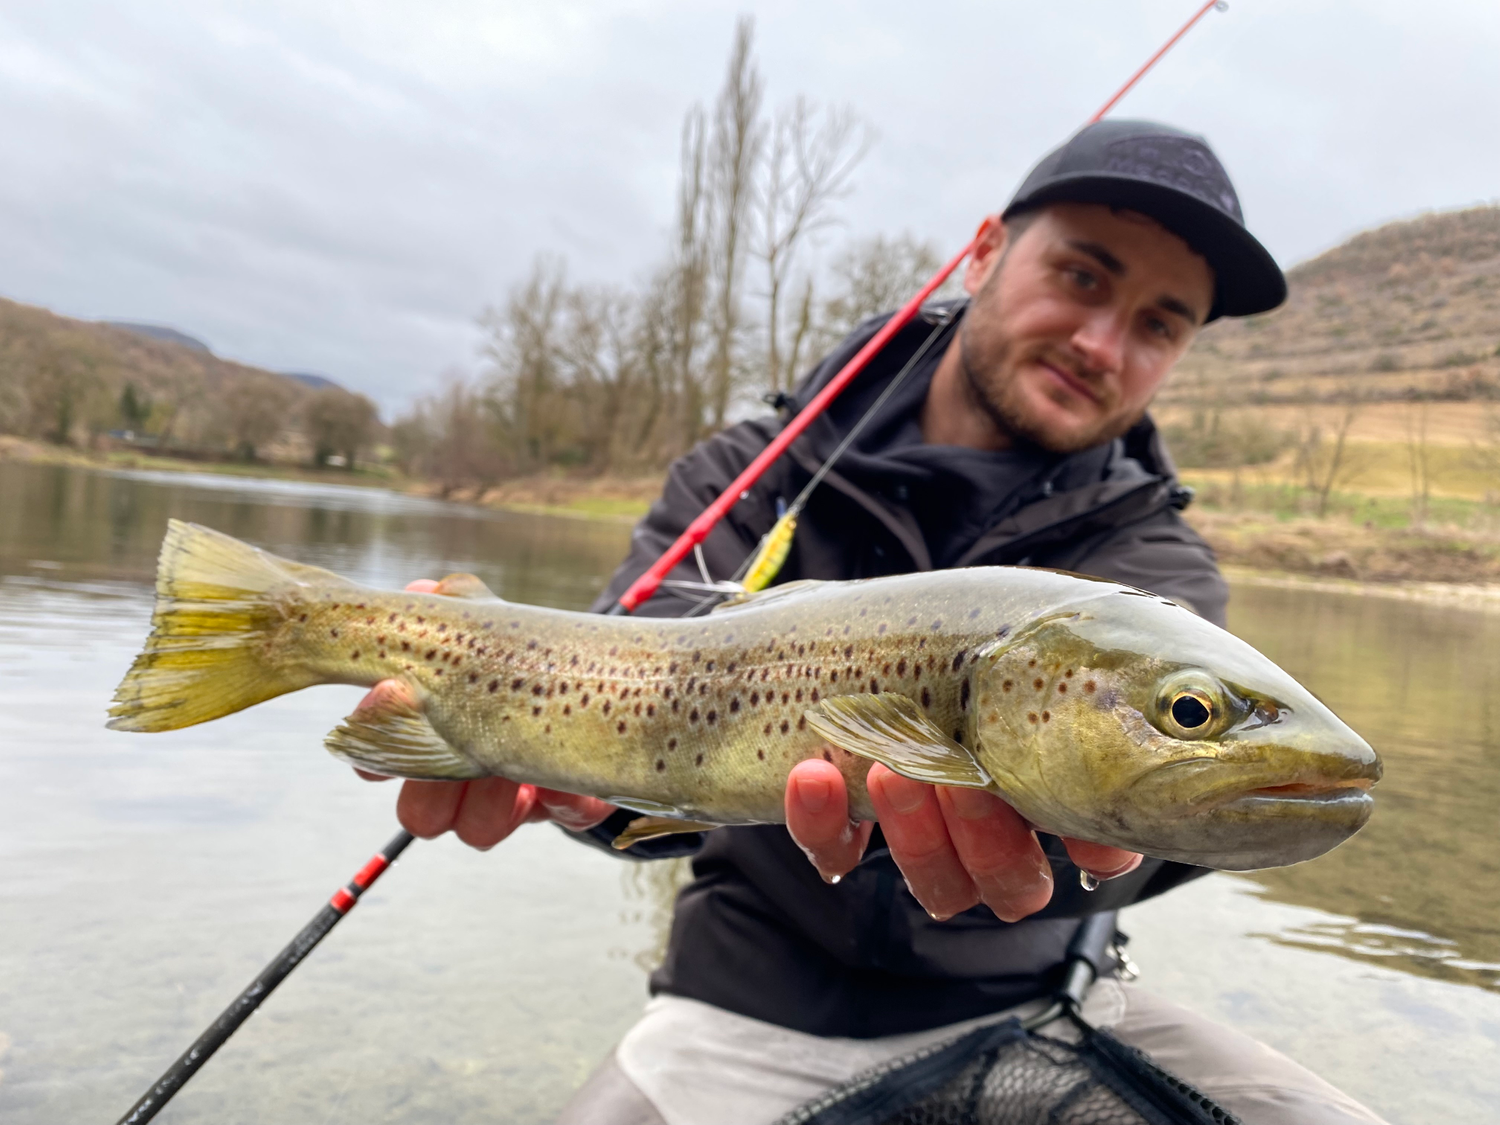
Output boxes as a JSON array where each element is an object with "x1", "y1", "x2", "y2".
[{"x1": 108, "y1": 519, "x2": 334, "y2": 732}]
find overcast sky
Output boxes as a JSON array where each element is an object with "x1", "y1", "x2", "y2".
[{"x1": 2, "y1": 0, "x2": 1497, "y2": 415}]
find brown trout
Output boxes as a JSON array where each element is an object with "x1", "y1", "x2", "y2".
[{"x1": 109, "y1": 520, "x2": 1380, "y2": 869}]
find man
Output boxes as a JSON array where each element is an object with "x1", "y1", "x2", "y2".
[{"x1": 365, "y1": 120, "x2": 1385, "y2": 1124}]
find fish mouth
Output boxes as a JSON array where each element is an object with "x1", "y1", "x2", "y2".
[
  {"x1": 1241, "y1": 777, "x2": 1375, "y2": 801},
  {"x1": 1219, "y1": 778, "x2": 1374, "y2": 819}
]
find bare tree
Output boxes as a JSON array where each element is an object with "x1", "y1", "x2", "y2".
[
  {"x1": 222, "y1": 374, "x2": 296, "y2": 461},
  {"x1": 1295, "y1": 401, "x2": 1365, "y2": 517},
  {"x1": 705, "y1": 16, "x2": 765, "y2": 430},
  {"x1": 757, "y1": 99, "x2": 870, "y2": 393},
  {"x1": 1404, "y1": 402, "x2": 1434, "y2": 526},
  {"x1": 305, "y1": 387, "x2": 378, "y2": 468}
]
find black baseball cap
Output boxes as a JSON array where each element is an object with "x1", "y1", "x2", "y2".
[{"x1": 1002, "y1": 119, "x2": 1286, "y2": 321}]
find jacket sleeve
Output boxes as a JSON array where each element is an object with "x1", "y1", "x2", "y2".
[{"x1": 1071, "y1": 507, "x2": 1229, "y2": 628}]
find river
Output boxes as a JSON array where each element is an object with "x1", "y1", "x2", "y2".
[{"x1": 0, "y1": 461, "x2": 1495, "y2": 1123}]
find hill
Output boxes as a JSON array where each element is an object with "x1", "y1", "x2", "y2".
[
  {"x1": 1164, "y1": 205, "x2": 1500, "y2": 412},
  {"x1": 102, "y1": 321, "x2": 212, "y2": 352},
  {"x1": 0, "y1": 296, "x2": 377, "y2": 466}
]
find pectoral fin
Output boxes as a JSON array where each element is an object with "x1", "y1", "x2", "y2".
[
  {"x1": 325, "y1": 688, "x2": 485, "y2": 779},
  {"x1": 805, "y1": 693, "x2": 992, "y2": 788},
  {"x1": 434, "y1": 573, "x2": 501, "y2": 600},
  {"x1": 612, "y1": 816, "x2": 721, "y2": 849}
]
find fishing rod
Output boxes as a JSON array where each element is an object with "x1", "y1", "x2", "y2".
[
  {"x1": 610, "y1": 0, "x2": 1230, "y2": 616},
  {"x1": 115, "y1": 5, "x2": 1226, "y2": 1119},
  {"x1": 115, "y1": 830, "x2": 414, "y2": 1125}
]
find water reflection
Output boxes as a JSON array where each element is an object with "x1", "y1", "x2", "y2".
[
  {"x1": 1, "y1": 460, "x2": 1497, "y2": 1123},
  {"x1": 1226, "y1": 584, "x2": 1500, "y2": 993}
]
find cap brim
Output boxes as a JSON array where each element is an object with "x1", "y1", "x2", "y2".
[{"x1": 1003, "y1": 174, "x2": 1287, "y2": 321}]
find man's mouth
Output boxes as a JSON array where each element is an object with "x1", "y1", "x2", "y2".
[{"x1": 1037, "y1": 358, "x2": 1100, "y2": 405}]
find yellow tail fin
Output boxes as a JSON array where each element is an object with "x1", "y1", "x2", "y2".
[{"x1": 108, "y1": 520, "x2": 343, "y2": 732}]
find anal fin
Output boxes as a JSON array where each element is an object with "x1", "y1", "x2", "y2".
[
  {"x1": 325, "y1": 690, "x2": 485, "y2": 779},
  {"x1": 805, "y1": 692, "x2": 992, "y2": 788},
  {"x1": 613, "y1": 816, "x2": 720, "y2": 850}
]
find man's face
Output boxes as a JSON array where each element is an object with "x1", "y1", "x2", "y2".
[{"x1": 956, "y1": 202, "x2": 1214, "y2": 453}]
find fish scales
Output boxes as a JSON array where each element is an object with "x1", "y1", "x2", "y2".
[
  {"x1": 283, "y1": 574, "x2": 1033, "y2": 823},
  {"x1": 109, "y1": 521, "x2": 1381, "y2": 869}
]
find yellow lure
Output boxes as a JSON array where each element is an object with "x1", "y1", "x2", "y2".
[{"x1": 740, "y1": 510, "x2": 798, "y2": 593}]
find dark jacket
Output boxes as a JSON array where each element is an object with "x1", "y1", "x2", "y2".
[{"x1": 583, "y1": 304, "x2": 1227, "y2": 1038}]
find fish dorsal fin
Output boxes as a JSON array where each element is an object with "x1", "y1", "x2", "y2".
[
  {"x1": 805, "y1": 693, "x2": 992, "y2": 789},
  {"x1": 434, "y1": 573, "x2": 501, "y2": 600},
  {"x1": 612, "y1": 816, "x2": 721, "y2": 849},
  {"x1": 713, "y1": 578, "x2": 828, "y2": 611},
  {"x1": 325, "y1": 692, "x2": 486, "y2": 779}
]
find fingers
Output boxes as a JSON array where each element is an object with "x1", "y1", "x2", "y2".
[
  {"x1": 1062, "y1": 838, "x2": 1142, "y2": 883},
  {"x1": 785, "y1": 758, "x2": 874, "y2": 883},
  {"x1": 934, "y1": 786, "x2": 1053, "y2": 922},
  {"x1": 405, "y1": 579, "x2": 440, "y2": 593},
  {"x1": 866, "y1": 765, "x2": 980, "y2": 919},
  {"x1": 532, "y1": 788, "x2": 616, "y2": 832},
  {"x1": 395, "y1": 776, "x2": 538, "y2": 849}
]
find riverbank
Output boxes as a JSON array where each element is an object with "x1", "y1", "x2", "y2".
[{"x1": 12, "y1": 434, "x2": 1500, "y2": 594}]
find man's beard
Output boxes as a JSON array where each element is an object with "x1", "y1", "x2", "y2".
[{"x1": 956, "y1": 318, "x2": 1142, "y2": 455}]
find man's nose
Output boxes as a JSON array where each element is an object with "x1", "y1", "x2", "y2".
[{"x1": 1070, "y1": 309, "x2": 1128, "y2": 376}]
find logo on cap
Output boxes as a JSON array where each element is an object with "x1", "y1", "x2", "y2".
[{"x1": 1102, "y1": 135, "x2": 1242, "y2": 222}]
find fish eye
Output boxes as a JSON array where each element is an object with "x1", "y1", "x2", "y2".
[
  {"x1": 1151, "y1": 671, "x2": 1240, "y2": 741},
  {"x1": 1169, "y1": 691, "x2": 1212, "y2": 731}
]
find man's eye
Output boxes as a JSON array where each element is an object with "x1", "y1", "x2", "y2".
[
  {"x1": 1067, "y1": 268, "x2": 1097, "y2": 290},
  {"x1": 1144, "y1": 315, "x2": 1174, "y2": 340}
]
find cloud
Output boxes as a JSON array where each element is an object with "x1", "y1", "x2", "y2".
[{"x1": 1, "y1": 0, "x2": 1496, "y2": 415}]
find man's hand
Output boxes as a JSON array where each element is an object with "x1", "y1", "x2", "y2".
[
  {"x1": 785, "y1": 757, "x2": 1141, "y2": 922},
  {"x1": 352, "y1": 579, "x2": 615, "y2": 849}
]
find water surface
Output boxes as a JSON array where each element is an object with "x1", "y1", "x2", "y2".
[{"x1": 0, "y1": 461, "x2": 1495, "y2": 1123}]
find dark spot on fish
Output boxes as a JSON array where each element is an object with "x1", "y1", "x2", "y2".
[
  {"x1": 960, "y1": 681, "x2": 970, "y2": 710},
  {"x1": 730, "y1": 698, "x2": 740, "y2": 713},
  {"x1": 563, "y1": 704, "x2": 571, "y2": 716},
  {"x1": 528, "y1": 640, "x2": 538, "y2": 651},
  {"x1": 763, "y1": 724, "x2": 772, "y2": 737},
  {"x1": 695, "y1": 753, "x2": 703, "y2": 766},
  {"x1": 581, "y1": 693, "x2": 590, "y2": 707},
  {"x1": 931, "y1": 620, "x2": 943, "y2": 630},
  {"x1": 663, "y1": 686, "x2": 673, "y2": 700},
  {"x1": 298, "y1": 613, "x2": 307, "y2": 623},
  {"x1": 330, "y1": 628, "x2": 339, "y2": 638},
  {"x1": 953, "y1": 728, "x2": 963, "y2": 743},
  {"x1": 468, "y1": 673, "x2": 478, "y2": 684},
  {"x1": 532, "y1": 684, "x2": 543, "y2": 696},
  {"x1": 844, "y1": 646, "x2": 853, "y2": 658},
  {"x1": 609, "y1": 646, "x2": 618, "y2": 656},
  {"x1": 693, "y1": 651, "x2": 701, "y2": 663},
  {"x1": 634, "y1": 702, "x2": 642, "y2": 715},
  {"x1": 782, "y1": 692, "x2": 790, "y2": 704},
  {"x1": 603, "y1": 701, "x2": 612, "y2": 715},
  {"x1": 647, "y1": 703, "x2": 656, "y2": 717},
  {"x1": 376, "y1": 635, "x2": 386, "y2": 645},
  {"x1": 1065, "y1": 669, "x2": 1074, "y2": 679},
  {"x1": 921, "y1": 687, "x2": 932, "y2": 709},
  {"x1": 1028, "y1": 712, "x2": 1038, "y2": 723},
  {"x1": 488, "y1": 680, "x2": 499, "y2": 692},
  {"x1": 416, "y1": 616, "x2": 424, "y2": 624},
  {"x1": 668, "y1": 662, "x2": 678, "y2": 674},
  {"x1": 706, "y1": 661, "x2": 715, "y2": 672},
  {"x1": 350, "y1": 651, "x2": 360, "y2": 660},
  {"x1": 689, "y1": 708, "x2": 699, "y2": 723},
  {"x1": 882, "y1": 663, "x2": 891, "y2": 676},
  {"x1": 378, "y1": 651, "x2": 386, "y2": 659},
  {"x1": 559, "y1": 682, "x2": 569, "y2": 693},
  {"x1": 1084, "y1": 681, "x2": 1096, "y2": 693},
  {"x1": 952, "y1": 653, "x2": 964, "y2": 672},
  {"x1": 571, "y1": 654, "x2": 579, "y2": 666},
  {"x1": 1042, "y1": 711, "x2": 1051, "y2": 722},
  {"x1": 425, "y1": 649, "x2": 437, "y2": 661},
  {"x1": 1058, "y1": 682, "x2": 1068, "y2": 694},
  {"x1": 387, "y1": 613, "x2": 396, "y2": 623},
  {"x1": 829, "y1": 671, "x2": 837, "y2": 683},
  {"x1": 869, "y1": 678, "x2": 878, "y2": 692},
  {"x1": 822, "y1": 748, "x2": 832, "y2": 762},
  {"x1": 780, "y1": 720, "x2": 790, "y2": 734},
  {"x1": 758, "y1": 748, "x2": 766, "y2": 760},
  {"x1": 706, "y1": 709, "x2": 718, "y2": 725},
  {"x1": 672, "y1": 699, "x2": 680, "y2": 713},
  {"x1": 798, "y1": 715, "x2": 807, "y2": 731},
  {"x1": 1033, "y1": 678, "x2": 1044, "y2": 691},
  {"x1": 878, "y1": 623, "x2": 887, "y2": 635},
  {"x1": 622, "y1": 722, "x2": 631, "y2": 735},
  {"x1": 795, "y1": 689, "x2": 803, "y2": 703},
  {"x1": 437, "y1": 623, "x2": 446, "y2": 633},
  {"x1": 668, "y1": 738, "x2": 677, "y2": 751},
  {"x1": 532, "y1": 705, "x2": 542, "y2": 716},
  {"x1": 896, "y1": 659, "x2": 907, "y2": 677},
  {"x1": 810, "y1": 689, "x2": 819, "y2": 702},
  {"x1": 1028, "y1": 659, "x2": 1036, "y2": 668},
  {"x1": 1002, "y1": 680, "x2": 1013, "y2": 692},
  {"x1": 686, "y1": 676, "x2": 696, "y2": 692}
]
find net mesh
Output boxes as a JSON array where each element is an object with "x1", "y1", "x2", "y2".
[{"x1": 775, "y1": 1017, "x2": 1240, "y2": 1125}]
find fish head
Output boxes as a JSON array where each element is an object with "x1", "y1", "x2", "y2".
[{"x1": 967, "y1": 588, "x2": 1380, "y2": 870}]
